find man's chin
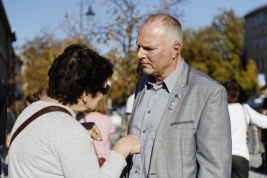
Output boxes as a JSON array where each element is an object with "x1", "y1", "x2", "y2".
[{"x1": 142, "y1": 69, "x2": 152, "y2": 75}]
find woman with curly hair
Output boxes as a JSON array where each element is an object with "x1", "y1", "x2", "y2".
[{"x1": 8, "y1": 44, "x2": 141, "y2": 178}]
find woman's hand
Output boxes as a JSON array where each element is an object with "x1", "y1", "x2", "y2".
[
  {"x1": 5, "y1": 154, "x2": 9, "y2": 165},
  {"x1": 6, "y1": 133, "x2": 11, "y2": 148},
  {"x1": 81, "y1": 122, "x2": 103, "y2": 141},
  {"x1": 112, "y1": 134, "x2": 141, "y2": 159}
]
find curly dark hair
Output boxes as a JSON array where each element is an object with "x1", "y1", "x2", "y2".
[
  {"x1": 221, "y1": 81, "x2": 239, "y2": 103},
  {"x1": 47, "y1": 44, "x2": 113, "y2": 105},
  {"x1": 26, "y1": 91, "x2": 39, "y2": 104}
]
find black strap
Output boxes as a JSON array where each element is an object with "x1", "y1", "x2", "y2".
[
  {"x1": 10, "y1": 106, "x2": 72, "y2": 147},
  {"x1": 0, "y1": 96, "x2": 7, "y2": 144}
]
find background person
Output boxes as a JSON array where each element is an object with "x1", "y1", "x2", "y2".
[
  {"x1": 121, "y1": 13, "x2": 231, "y2": 177},
  {"x1": 256, "y1": 91, "x2": 267, "y2": 174},
  {"x1": 2, "y1": 97, "x2": 26, "y2": 177},
  {"x1": 25, "y1": 90, "x2": 39, "y2": 106},
  {"x1": 248, "y1": 84, "x2": 267, "y2": 112},
  {"x1": 124, "y1": 94, "x2": 134, "y2": 136},
  {"x1": 8, "y1": 44, "x2": 141, "y2": 178},
  {"x1": 80, "y1": 99, "x2": 115, "y2": 167},
  {"x1": 222, "y1": 81, "x2": 267, "y2": 178},
  {"x1": 37, "y1": 86, "x2": 48, "y2": 100}
]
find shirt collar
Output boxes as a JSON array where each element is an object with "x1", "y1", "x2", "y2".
[
  {"x1": 164, "y1": 59, "x2": 184, "y2": 93},
  {"x1": 145, "y1": 59, "x2": 184, "y2": 94}
]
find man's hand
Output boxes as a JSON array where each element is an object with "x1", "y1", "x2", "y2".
[{"x1": 81, "y1": 122, "x2": 103, "y2": 141}]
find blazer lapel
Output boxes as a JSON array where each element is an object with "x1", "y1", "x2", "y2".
[{"x1": 150, "y1": 62, "x2": 191, "y2": 165}]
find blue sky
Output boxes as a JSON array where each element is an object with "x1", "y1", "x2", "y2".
[{"x1": 2, "y1": 0, "x2": 267, "y2": 54}]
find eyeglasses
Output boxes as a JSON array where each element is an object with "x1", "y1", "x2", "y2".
[{"x1": 99, "y1": 85, "x2": 110, "y2": 95}]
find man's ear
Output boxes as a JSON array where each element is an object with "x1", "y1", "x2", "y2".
[{"x1": 172, "y1": 41, "x2": 181, "y2": 59}]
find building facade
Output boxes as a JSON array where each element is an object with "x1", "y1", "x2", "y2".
[
  {"x1": 0, "y1": 0, "x2": 23, "y2": 99},
  {"x1": 245, "y1": 3, "x2": 267, "y2": 75}
]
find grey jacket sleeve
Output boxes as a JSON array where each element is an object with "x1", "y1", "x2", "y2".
[{"x1": 196, "y1": 85, "x2": 232, "y2": 177}]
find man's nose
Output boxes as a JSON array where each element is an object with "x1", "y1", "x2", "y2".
[{"x1": 137, "y1": 47, "x2": 144, "y2": 59}]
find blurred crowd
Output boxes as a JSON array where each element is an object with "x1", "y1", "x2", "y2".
[{"x1": 0, "y1": 86, "x2": 48, "y2": 177}]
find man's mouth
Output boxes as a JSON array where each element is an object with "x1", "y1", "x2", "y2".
[{"x1": 141, "y1": 63, "x2": 149, "y2": 67}]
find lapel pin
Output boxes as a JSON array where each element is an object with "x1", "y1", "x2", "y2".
[
  {"x1": 175, "y1": 94, "x2": 181, "y2": 99},
  {"x1": 168, "y1": 100, "x2": 176, "y2": 110}
]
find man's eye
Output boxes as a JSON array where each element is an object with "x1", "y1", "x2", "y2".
[{"x1": 144, "y1": 47, "x2": 152, "y2": 50}]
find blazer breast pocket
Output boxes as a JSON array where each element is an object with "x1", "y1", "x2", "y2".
[{"x1": 170, "y1": 120, "x2": 194, "y2": 126}]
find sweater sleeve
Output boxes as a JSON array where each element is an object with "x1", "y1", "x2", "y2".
[
  {"x1": 244, "y1": 104, "x2": 267, "y2": 128},
  {"x1": 51, "y1": 116, "x2": 126, "y2": 178},
  {"x1": 100, "y1": 151, "x2": 127, "y2": 177}
]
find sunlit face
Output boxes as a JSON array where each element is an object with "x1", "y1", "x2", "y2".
[
  {"x1": 136, "y1": 20, "x2": 175, "y2": 81},
  {"x1": 79, "y1": 82, "x2": 108, "y2": 113}
]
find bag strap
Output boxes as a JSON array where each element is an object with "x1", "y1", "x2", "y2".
[
  {"x1": 10, "y1": 105, "x2": 72, "y2": 147},
  {"x1": 241, "y1": 104, "x2": 251, "y2": 125}
]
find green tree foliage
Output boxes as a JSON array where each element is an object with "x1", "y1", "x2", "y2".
[
  {"x1": 182, "y1": 9, "x2": 258, "y2": 97},
  {"x1": 21, "y1": 34, "x2": 61, "y2": 94},
  {"x1": 106, "y1": 50, "x2": 139, "y2": 104},
  {"x1": 20, "y1": 33, "x2": 84, "y2": 95},
  {"x1": 238, "y1": 59, "x2": 259, "y2": 95}
]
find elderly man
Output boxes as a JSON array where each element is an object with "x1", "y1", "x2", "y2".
[{"x1": 122, "y1": 13, "x2": 232, "y2": 178}]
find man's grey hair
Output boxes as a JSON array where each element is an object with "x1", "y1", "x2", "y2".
[{"x1": 142, "y1": 13, "x2": 183, "y2": 46}]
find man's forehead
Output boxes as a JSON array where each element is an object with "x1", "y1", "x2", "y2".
[
  {"x1": 141, "y1": 19, "x2": 163, "y2": 30},
  {"x1": 137, "y1": 25, "x2": 165, "y2": 40}
]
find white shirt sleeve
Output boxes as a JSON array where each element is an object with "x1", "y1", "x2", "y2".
[
  {"x1": 126, "y1": 94, "x2": 135, "y2": 114},
  {"x1": 244, "y1": 104, "x2": 267, "y2": 128}
]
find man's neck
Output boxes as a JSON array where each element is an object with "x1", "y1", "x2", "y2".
[{"x1": 154, "y1": 56, "x2": 183, "y2": 85}]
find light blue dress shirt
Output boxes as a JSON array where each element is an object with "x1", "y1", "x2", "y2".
[{"x1": 129, "y1": 60, "x2": 184, "y2": 178}]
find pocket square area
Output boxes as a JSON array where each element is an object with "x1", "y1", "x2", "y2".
[{"x1": 170, "y1": 120, "x2": 194, "y2": 126}]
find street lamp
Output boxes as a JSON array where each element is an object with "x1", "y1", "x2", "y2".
[
  {"x1": 85, "y1": 5, "x2": 95, "y2": 33},
  {"x1": 79, "y1": 1, "x2": 95, "y2": 41},
  {"x1": 86, "y1": 6, "x2": 95, "y2": 18}
]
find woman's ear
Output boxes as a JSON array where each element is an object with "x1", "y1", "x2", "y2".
[{"x1": 82, "y1": 91, "x2": 88, "y2": 105}]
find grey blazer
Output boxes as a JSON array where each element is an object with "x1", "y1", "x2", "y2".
[{"x1": 122, "y1": 62, "x2": 232, "y2": 178}]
